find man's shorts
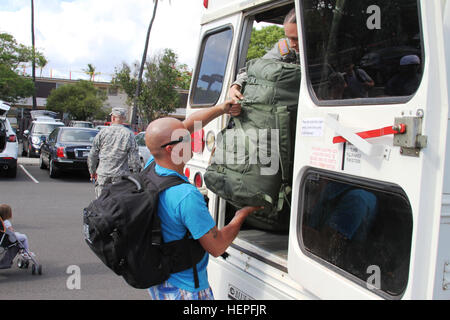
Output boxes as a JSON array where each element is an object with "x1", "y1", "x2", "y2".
[{"x1": 148, "y1": 281, "x2": 214, "y2": 300}]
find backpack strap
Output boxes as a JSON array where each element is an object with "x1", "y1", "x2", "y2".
[
  {"x1": 144, "y1": 161, "x2": 206, "y2": 288},
  {"x1": 144, "y1": 161, "x2": 187, "y2": 191}
]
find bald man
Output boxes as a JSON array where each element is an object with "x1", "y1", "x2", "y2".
[{"x1": 145, "y1": 100, "x2": 260, "y2": 300}]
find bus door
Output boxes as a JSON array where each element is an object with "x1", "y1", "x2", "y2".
[{"x1": 288, "y1": 0, "x2": 449, "y2": 299}]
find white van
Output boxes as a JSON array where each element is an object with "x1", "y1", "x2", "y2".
[
  {"x1": 0, "y1": 101, "x2": 19, "y2": 178},
  {"x1": 184, "y1": 0, "x2": 450, "y2": 300}
]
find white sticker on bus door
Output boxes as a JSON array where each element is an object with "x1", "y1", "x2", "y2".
[
  {"x1": 343, "y1": 143, "x2": 362, "y2": 174},
  {"x1": 301, "y1": 118, "x2": 324, "y2": 137}
]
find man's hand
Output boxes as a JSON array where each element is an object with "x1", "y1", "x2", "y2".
[
  {"x1": 220, "y1": 99, "x2": 236, "y2": 115},
  {"x1": 90, "y1": 173, "x2": 97, "y2": 182},
  {"x1": 234, "y1": 206, "x2": 263, "y2": 219},
  {"x1": 199, "y1": 205, "x2": 263, "y2": 257}
]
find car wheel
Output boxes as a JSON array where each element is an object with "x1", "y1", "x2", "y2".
[
  {"x1": 39, "y1": 154, "x2": 47, "y2": 169},
  {"x1": 49, "y1": 160, "x2": 60, "y2": 178}
]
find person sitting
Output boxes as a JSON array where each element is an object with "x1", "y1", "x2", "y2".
[
  {"x1": 385, "y1": 54, "x2": 421, "y2": 96},
  {"x1": 0, "y1": 204, "x2": 35, "y2": 258}
]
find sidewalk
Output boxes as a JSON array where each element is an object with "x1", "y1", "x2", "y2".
[{"x1": 18, "y1": 157, "x2": 39, "y2": 166}]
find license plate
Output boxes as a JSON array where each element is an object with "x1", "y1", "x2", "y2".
[
  {"x1": 228, "y1": 284, "x2": 254, "y2": 300},
  {"x1": 78, "y1": 150, "x2": 89, "y2": 158}
]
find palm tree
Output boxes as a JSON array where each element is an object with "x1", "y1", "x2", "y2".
[
  {"x1": 130, "y1": 0, "x2": 159, "y2": 131},
  {"x1": 37, "y1": 55, "x2": 48, "y2": 77},
  {"x1": 84, "y1": 63, "x2": 96, "y2": 81}
]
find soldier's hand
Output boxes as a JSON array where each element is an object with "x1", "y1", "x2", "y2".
[{"x1": 229, "y1": 84, "x2": 244, "y2": 101}]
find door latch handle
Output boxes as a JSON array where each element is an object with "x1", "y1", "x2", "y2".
[
  {"x1": 333, "y1": 124, "x2": 406, "y2": 144},
  {"x1": 325, "y1": 115, "x2": 386, "y2": 157}
]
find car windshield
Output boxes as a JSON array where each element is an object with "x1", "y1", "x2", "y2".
[
  {"x1": 135, "y1": 133, "x2": 146, "y2": 146},
  {"x1": 60, "y1": 130, "x2": 98, "y2": 143},
  {"x1": 73, "y1": 122, "x2": 93, "y2": 128},
  {"x1": 33, "y1": 123, "x2": 64, "y2": 135}
]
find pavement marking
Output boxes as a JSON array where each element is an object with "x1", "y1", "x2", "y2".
[{"x1": 20, "y1": 164, "x2": 39, "y2": 184}]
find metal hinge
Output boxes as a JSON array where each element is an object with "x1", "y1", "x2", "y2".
[
  {"x1": 443, "y1": 261, "x2": 450, "y2": 291},
  {"x1": 393, "y1": 109, "x2": 428, "y2": 157}
]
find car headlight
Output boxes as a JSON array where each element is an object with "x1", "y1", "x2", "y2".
[{"x1": 31, "y1": 136, "x2": 41, "y2": 144}]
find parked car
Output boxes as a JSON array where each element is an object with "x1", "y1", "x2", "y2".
[
  {"x1": 94, "y1": 125, "x2": 108, "y2": 131},
  {"x1": 39, "y1": 127, "x2": 99, "y2": 178},
  {"x1": 0, "y1": 101, "x2": 18, "y2": 178},
  {"x1": 135, "y1": 131, "x2": 151, "y2": 169},
  {"x1": 69, "y1": 120, "x2": 94, "y2": 128},
  {"x1": 22, "y1": 119, "x2": 65, "y2": 157}
]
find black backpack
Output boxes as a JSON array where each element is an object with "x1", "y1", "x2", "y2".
[{"x1": 82, "y1": 161, "x2": 206, "y2": 289}]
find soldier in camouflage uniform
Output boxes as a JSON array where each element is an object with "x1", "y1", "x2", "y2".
[
  {"x1": 87, "y1": 107, "x2": 141, "y2": 198},
  {"x1": 228, "y1": 7, "x2": 299, "y2": 114}
]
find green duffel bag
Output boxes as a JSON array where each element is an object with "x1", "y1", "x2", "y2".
[
  {"x1": 204, "y1": 103, "x2": 293, "y2": 231},
  {"x1": 204, "y1": 58, "x2": 300, "y2": 232},
  {"x1": 242, "y1": 58, "x2": 301, "y2": 108}
]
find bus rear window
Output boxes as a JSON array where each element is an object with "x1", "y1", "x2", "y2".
[{"x1": 301, "y1": 0, "x2": 423, "y2": 103}]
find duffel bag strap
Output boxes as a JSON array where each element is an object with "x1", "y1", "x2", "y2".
[{"x1": 276, "y1": 184, "x2": 292, "y2": 212}]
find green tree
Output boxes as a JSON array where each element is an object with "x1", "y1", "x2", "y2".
[
  {"x1": 113, "y1": 49, "x2": 190, "y2": 124},
  {"x1": 0, "y1": 32, "x2": 46, "y2": 103},
  {"x1": 247, "y1": 25, "x2": 285, "y2": 60},
  {"x1": 45, "y1": 80, "x2": 107, "y2": 120}
]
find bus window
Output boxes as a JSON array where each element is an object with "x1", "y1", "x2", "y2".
[
  {"x1": 301, "y1": 0, "x2": 423, "y2": 103},
  {"x1": 300, "y1": 170, "x2": 413, "y2": 298},
  {"x1": 191, "y1": 27, "x2": 233, "y2": 106}
]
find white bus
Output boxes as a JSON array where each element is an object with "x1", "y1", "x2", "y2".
[{"x1": 184, "y1": 0, "x2": 450, "y2": 300}]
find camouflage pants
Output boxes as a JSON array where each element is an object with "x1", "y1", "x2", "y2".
[{"x1": 94, "y1": 175, "x2": 122, "y2": 199}]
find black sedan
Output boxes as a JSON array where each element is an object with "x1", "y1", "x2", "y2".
[{"x1": 39, "y1": 127, "x2": 99, "y2": 178}]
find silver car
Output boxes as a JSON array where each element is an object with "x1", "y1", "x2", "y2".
[{"x1": 135, "y1": 132, "x2": 151, "y2": 169}]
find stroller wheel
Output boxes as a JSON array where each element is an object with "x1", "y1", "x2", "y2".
[
  {"x1": 31, "y1": 264, "x2": 36, "y2": 275},
  {"x1": 17, "y1": 259, "x2": 24, "y2": 269},
  {"x1": 38, "y1": 264, "x2": 42, "y2": 275}
]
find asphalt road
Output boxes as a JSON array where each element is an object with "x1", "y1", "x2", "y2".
[{"x1": 0, "y1": 156, "x2": 148, "y2": 300}]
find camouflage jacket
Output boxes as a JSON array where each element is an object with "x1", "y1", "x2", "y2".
[
  {"x1": 233, "y1": 38, "x2": 300, "y2": 89},
  {"x1": 87, "y1": 124, "x2": 140, "y2": 177}
]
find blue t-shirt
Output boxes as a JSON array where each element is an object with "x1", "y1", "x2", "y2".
[{"x1": 145, "y1": 157, "x2": 215, "y2": 292}]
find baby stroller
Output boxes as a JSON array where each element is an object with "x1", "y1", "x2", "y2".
[{"x1": 0, "y1": 218, "x2": 42, "y2": 275}]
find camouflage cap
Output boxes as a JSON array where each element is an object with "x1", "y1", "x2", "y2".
[{"x1": 110, "y1": 107, "x2": 127, "y2": 118}]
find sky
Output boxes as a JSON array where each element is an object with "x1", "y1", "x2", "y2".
[{"x1": 0, "y1": 0, "x2": 205, "y2": 82}]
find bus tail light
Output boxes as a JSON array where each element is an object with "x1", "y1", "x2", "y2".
[
  {"x1": 194, "y1": 172, "x2": 203, "y2": 188},
  {"x1": 191, "y1": 129, "x2": 205, "y2": 153},
  {"x1": 184, "y1": 167, "x2": 190, "y2": 179}
]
